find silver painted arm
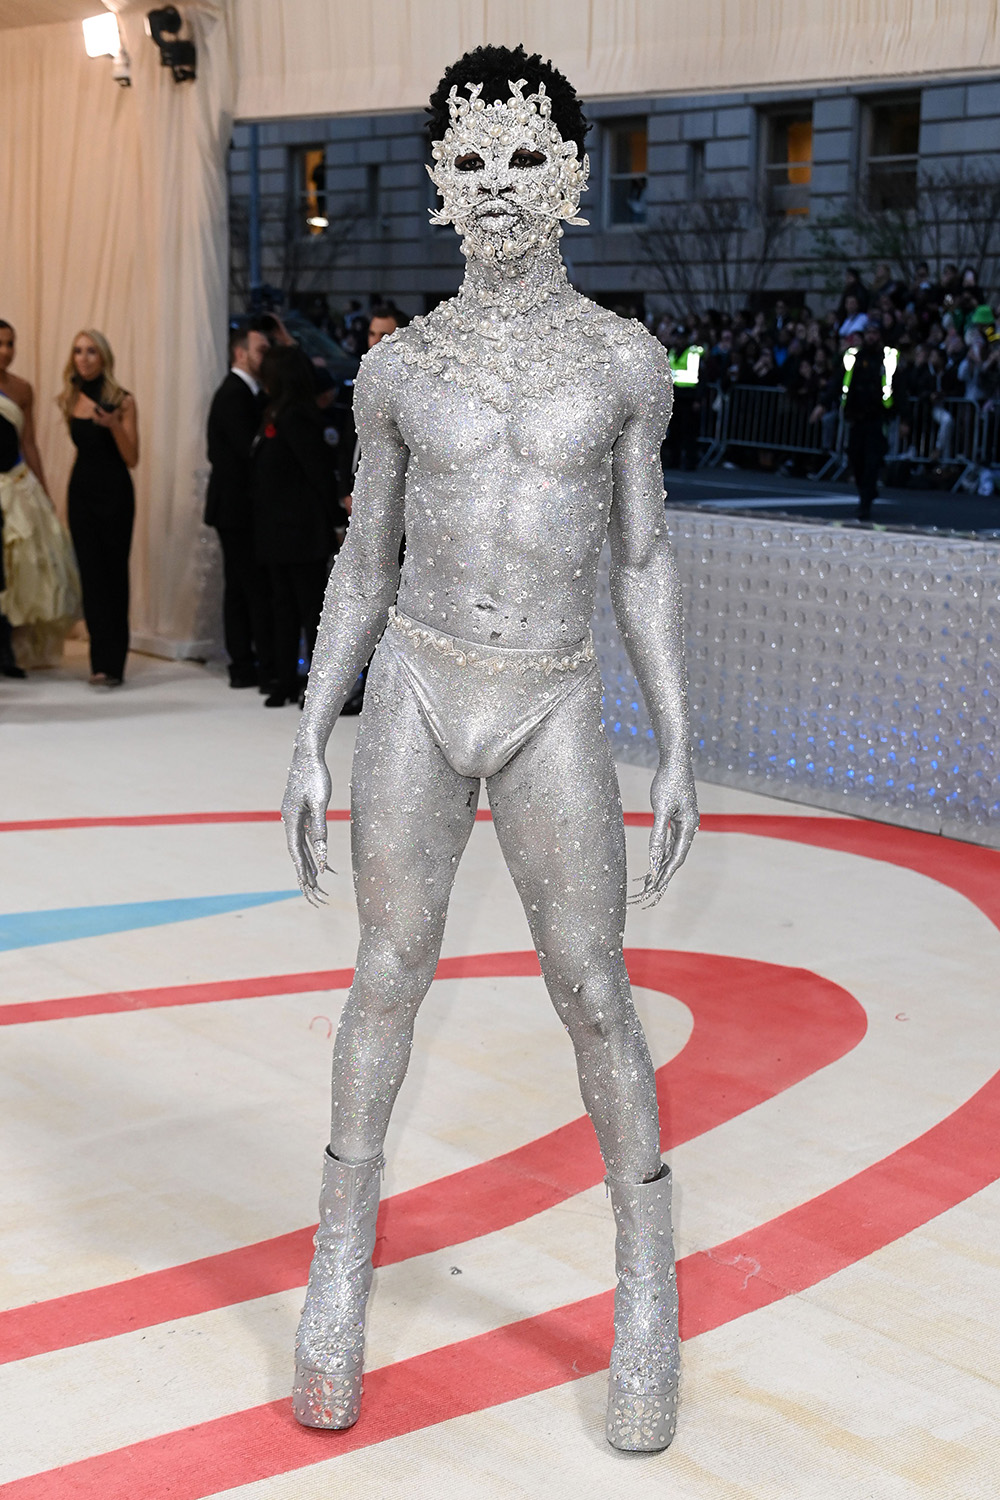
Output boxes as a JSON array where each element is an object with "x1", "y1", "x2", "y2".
[
  {"x1": 282, "y1": 348, "x2": 408, "y2": 898},
  {"x1": 607, "y1": 344, "x2": 698, "y2": 905}
]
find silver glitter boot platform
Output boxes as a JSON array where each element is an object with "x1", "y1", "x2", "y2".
[
  {"x1": 605, "y1": 1164, "x2": 680, "y2": 1453},
  {"x1": 292, "y1": 1148, "x2": 383, "y2": 1429}
]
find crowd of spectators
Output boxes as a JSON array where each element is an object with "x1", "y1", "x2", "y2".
[
  {"x1": 297, "y1": 294, "x2": 410, "y2": 360},
  {"x1": 276, "y1": 271, "x2": 1000, "y2": 490},
  {"x1": 653, "y1": 261, "x2": 1000, "y2": 475}
]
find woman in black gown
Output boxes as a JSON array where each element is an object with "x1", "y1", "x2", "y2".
[{"x1": 60, "y1": 330, "x2": 138, "y2": 687}]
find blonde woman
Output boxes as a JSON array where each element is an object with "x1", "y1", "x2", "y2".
[
  {"x1": 60, "y1": 330, "x2": 138, "y2": 687},
  {"x1": 0, "y1": 320, "x2": 80, "y2": 674}
]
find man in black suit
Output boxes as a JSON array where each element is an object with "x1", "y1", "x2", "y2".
[{"x1": 206, "y1": 322, "x2": 274, "y2": 688}]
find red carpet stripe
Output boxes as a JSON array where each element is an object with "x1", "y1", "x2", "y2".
[
  {"x1": 3, "y1": 812, "x2": 996, "y2": 934},
  {"x1": 699, "y1": 814, "x2": 1000, "y2": 931},
  {"x1": 0, "y1": 1293, "x2": 617, "y2": 1499},
  {"x1": 682, "y1": 1064, "x2": 1000, "y2": 1329},
  {"x1": 1, "y1": 812, "x2": 962, "y2": 1032},
  {"x1": 6, "y1": 1065, "x2": 999, "y2": 1500},
  {"x1": 0, "y1": 812, "x2": 283, "y2": 833},
  {"x1": 0, "y1": 970, "x2": 354, "y2": 1027},
  {"x1": 0, "y1": 951, "x2": 864, "y2": 1362},
  {"x1": 0, "y1": 953, "x2": 543, "y2": 1028},
  {"x1": 0, "y1": 807, "x2": 650, "y2": 833},
  {"x1": 0, "y1": 811, "x2": 347, "y2": 833}
]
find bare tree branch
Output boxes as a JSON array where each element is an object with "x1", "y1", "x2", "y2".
[
  {"x1": 803, "y1": 165, "x2": 1000, "y2": 300},
  {"x1": 638, "y1": 193, "x2": 793, "y2": 316},
  {"x1": 229, "y1": 192, "x2": 362, "y2": 310}
]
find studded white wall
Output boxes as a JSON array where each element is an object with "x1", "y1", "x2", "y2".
[{"x1": 594, "y1": 511, "x2": 1000, "y2": 849}]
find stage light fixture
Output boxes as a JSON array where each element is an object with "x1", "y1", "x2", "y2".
[
  {"x1": 82, "y1": 12, "x2": 120, "y2": 57},
  {"x1": 145, "y1": 6, "x2": 197, "y2": 83},
  {"x1": 83, "y1": 13, "x2": 131, "y2": 87}
]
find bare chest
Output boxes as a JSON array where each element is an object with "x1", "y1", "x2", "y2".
[{"x1": 395, "y1": 365, "x2": 624, "y2": 478}]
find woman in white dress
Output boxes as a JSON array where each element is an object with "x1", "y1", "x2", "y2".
[{"x1": 0, "y1": 320, "x2": 80, "y2": 671}]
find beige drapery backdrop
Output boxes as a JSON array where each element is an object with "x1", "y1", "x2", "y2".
[
  {"x1": 3, "y1": 0, "x2": 999, "y2": 654},
  {"x1": 0, "y1": 3, "x2": 232, "y2": 658},
  {"x1": 232, "y1": 0, "x2": 1000, "y2": 119}
]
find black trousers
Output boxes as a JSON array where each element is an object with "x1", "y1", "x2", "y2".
[
  {"x1": 847, "y1": 419, "x2": 886, "y2": 512},
  {"x1": 269, "y1": 559, "x2": 327, "y2": 694},
  {"x1": 662, "y1": 391, "x2": 701, "y2": 471},
  {"x1": 69, "y1": 496, "x2": 134, "y2": 680},
  {"x1": 217, "y1": 526, "x2": 274, "y2": 684},
  {"x1": 0, "y1": 611, "x2": 15, "y2": 671}
]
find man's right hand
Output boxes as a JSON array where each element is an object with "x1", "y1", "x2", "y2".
[{"x1": 281, "y1": 747, "x2": 332, "y2": 904}]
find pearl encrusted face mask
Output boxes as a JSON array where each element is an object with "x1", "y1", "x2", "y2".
[{"x1": 428, "y1": 78, "x2": 590, "y2": 261}]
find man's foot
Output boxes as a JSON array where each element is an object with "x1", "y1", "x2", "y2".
[
  {"x1": 2, "y1": 662, "x2": 27, "y2": 679},
  {"x1": 229, "y1": 671, "x2": 258, "y2": 689}
]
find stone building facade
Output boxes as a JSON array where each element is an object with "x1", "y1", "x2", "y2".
[{"x1": 227, "y1": 73, "x2": 1000, "y2": 320}]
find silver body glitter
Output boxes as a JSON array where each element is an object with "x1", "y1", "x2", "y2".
[{"x1": 282, "y1": 75, "x2": 698, "y2": 1446}]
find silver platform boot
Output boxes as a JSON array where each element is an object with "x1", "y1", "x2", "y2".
[
  {"x1": 605, "y1": 1163, "x2": 680, "y2": 1452},
  {"x1": 292, "y1": 1148, "x2": 383, "y2": 1429}
]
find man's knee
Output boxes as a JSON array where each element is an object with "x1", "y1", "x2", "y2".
[
  {"x1": 356, "y1": 919, "x2": 443, "y2": 1004},
  {"x1": 543, "y1": 949, "x2": 632, "y2": 1041}
]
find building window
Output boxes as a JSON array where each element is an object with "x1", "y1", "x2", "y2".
[
  {"x1": 864, "y1": 96, "x2": 920, "y2": 210},
  {"x1": 687, "y1": 140, "x2": 706, "y2": 200},
  {"x1": 606, "y1": 118, "x2": 648, "y2": 226},
  {"x1": 762, "y1": 108, "x2": 813, "y2": 216},
  {"x1": 295, "y1": 145, "x2": 327, "y2": 235},
  {"x1": 365, "y1": 163, "x2": 381, "y2": 219}
]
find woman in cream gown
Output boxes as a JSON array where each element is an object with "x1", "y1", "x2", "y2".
[{"x1": 0, "y1": 321, "x2": 80, "y2": 669}]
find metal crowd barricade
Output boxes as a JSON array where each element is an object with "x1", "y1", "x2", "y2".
[
  {"x1": 948, "y1": 398, "x2": 983, "y2": 489},
  {"x1": 699, "y1": 383, "x2": 843, "y2": 471},
  {"x1": 693, "y1": 383, "x2": 995, "y2": 491},
  {"x1": 886, "y1": 395, "x2": 981, "y2": 489},
  {"x1": 979, "y1": 404, "x2": 1000, "y2": 472},
  {"x1": 697, "y1": 381, "x2": 727, "y2": 467}
]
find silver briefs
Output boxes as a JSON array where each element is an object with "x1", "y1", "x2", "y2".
[{"x1": 381, "y1": 606, "x2": 597, "y2": 779}]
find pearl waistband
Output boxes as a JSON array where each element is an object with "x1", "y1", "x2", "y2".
[{"x1": 386, "y1": 606, "x2": 595, "y2": 676}]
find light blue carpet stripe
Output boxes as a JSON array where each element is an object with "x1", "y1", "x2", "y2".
[{"x1": 0, "y1": 890, "x2": 298, "y2": 953}]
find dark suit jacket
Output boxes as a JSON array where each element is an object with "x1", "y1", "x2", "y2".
[
  {"x1": 251, "y1": 402, "x2": 346, "y2": 565},
  {"x1": 205, "y1": 371, "x2": 262, "y2": 530}
]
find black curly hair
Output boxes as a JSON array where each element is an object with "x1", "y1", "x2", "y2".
[{"x1": 426, "y1": 45, "x2": 589, "y2": 156}]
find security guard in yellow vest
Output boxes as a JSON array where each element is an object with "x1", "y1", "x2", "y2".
[
  {"x1": 664, "y1": 343, "x2": 704, "y2": 470},
  {"x1": 843, "y1": 320, "x2": 892, "y2": 520},
  {"x1": 669, "y1": 345, "x2": 702, "y2": 386}
]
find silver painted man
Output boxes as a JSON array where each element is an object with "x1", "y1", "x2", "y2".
[{"x1": 281, "y1": 46, "x2": 698, "y2": 1452}]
